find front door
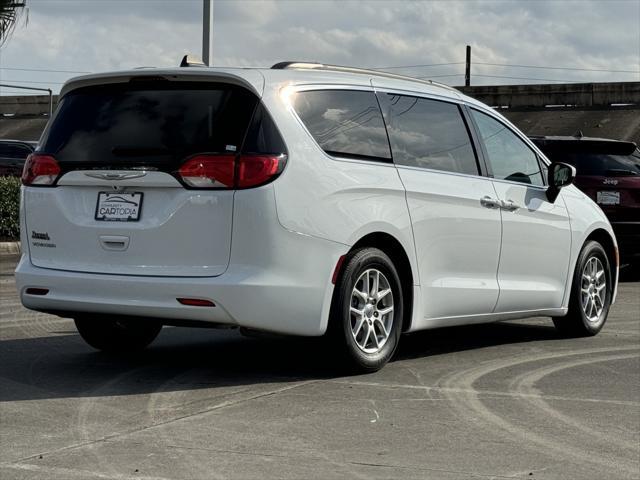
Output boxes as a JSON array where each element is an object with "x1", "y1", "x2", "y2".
[{"x1": 469, "y1": 109, "x2": 572, "y2": 312}]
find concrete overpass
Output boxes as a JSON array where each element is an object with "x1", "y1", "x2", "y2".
[
  {"x1": 1, "y1": 81, "x2": 639, "y2": 144},
  {"x1": 458, "y1": 81, "x2": 640, "y2": 144}
]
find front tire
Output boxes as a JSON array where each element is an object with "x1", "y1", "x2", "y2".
[
  {"x1": 553, "y1": 240, "x2": 612, "y2": 337},
  {"x1": 74, "y1": 316, "x2": 162, "y2": 352},
  {"x1": 329, "y1": 248, "x2": 403, "y2": 373}
]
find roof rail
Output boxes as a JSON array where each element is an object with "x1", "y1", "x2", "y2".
[{"x1": 271, "y1": 61, "x2": 458, "y2": 93}]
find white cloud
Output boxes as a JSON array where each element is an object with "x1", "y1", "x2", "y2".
[
  {"x1": 323, "y1": 108, "x2": 348, "y2": 122},
  {"x1": 0, "y1": 0, "x2": 638, "y2": 96}
]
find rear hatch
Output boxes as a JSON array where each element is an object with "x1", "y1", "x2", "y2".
[
  {"x1": 24, "y1": 77, "x2": 264, "y2": 277},
  {"x1": 536, "y1": 139, "x2": 640, "y2": 222}
]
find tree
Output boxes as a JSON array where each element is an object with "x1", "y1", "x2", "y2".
[{"x1": 0, "y1": 0, "x2": 26, "y2": 48}]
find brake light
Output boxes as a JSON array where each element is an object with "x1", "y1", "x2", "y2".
[
  {"x1": 177, "y1": 154, "x2": 286, "y2": 189},
  {"x1": 237, "y1": 154, "x2": 286, "y2": 188},
  {"x1": 178, "y1": 154, "x2": 235, "y2": 188},
  {"x1": 22, "y1": 154, "x2": 61, "y2": 186}
]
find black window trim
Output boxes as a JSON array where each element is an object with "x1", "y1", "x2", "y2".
[
  {"x1": 459, "y1": 104, "x2": 489, "y2": 178},
  {"x1": 376, "y1": 90, "x2": 485, "y2": 178},
  {"x1": 465, "y1": 105, "x2": 548, "y2": 188}
]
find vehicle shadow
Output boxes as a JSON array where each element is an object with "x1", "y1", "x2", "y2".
[
  {"x1": 396, "y1": 321, "x2": 560, "y2": 361},
  {"x1": 0, "y1": 320, "x2": 561, "y2": 403}
]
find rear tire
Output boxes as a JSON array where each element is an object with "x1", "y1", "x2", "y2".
[
  {"x1": 329, "y1": 248, "x2": 403, "y2": 373},
  {"x1": 74, "y1": 316, "x2": 162, "y2": 352},
  {"x1": 553, "y1": 240, "x2": 612, "y2": 337}
]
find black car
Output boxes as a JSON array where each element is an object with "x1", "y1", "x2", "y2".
[
  {"x1": 0, "y1": 139, "x2": 37, "y2": 176},
  {"x1": 531, "y1": 134, "x2": 640, "y2": 266}
]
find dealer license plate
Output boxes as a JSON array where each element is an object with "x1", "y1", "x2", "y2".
[
  {"x1": 596, "y1": 191, "x2": 620, "y2": 206},
  {"x1": 95, "y1": 192, "x2": 143, "y2": 221}
]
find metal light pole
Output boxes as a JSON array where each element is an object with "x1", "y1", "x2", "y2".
[
  {"x1": 465, "y1": 45, "x2": 471, "y2": 87},
  {"x1": 202, "y1": 0, "x2": 213, "y2": 66}
]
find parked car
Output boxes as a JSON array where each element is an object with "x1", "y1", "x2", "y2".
[
  {"x1": 531, "y1": 135, "x2": 639, "y2": 267},
  {"x1": 16, "y1": 62, "x2": 618, "y2": 372},
  {"x1": 0, "y1": 139, "x2": 36, "y2": 176}
]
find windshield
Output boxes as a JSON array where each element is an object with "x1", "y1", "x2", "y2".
[{"x1": 40, "y1": 81, "x2": 259, "y2": 170}]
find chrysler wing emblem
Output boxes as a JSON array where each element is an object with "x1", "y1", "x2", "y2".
[{"x1": 84, "y1": 172, "x2": 148, "y2": 180}]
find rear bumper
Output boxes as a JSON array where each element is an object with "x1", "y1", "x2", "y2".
[
  {"x1": 16, "y1": 240, "x2": 342, "y2": 336},
  {"x1": 16, "y1": 186, "x2": 349, "y2": 336}
]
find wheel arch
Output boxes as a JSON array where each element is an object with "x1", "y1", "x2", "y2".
[
  {"x1": 584, "y1": 228, "x2": 619, "y2": 290},
  {"x1": 348, "y1": 232, "x2": 415, "y2": 333}
]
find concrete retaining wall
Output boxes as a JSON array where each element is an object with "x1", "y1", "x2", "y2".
[
  {"x1": 458, "y1": 82, "x2": 640, "y2": 108},
  {"x1": 0, "y1": 95, "x2": 58, "y2": 116}
]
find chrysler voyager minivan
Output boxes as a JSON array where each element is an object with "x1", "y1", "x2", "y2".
[{"x1": 16, "y1": 62, "x2": 618, "y2": 372}]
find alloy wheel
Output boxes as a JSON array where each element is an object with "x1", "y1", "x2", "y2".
[
  {"x1": 349, "y1": 268, "x2": 394, "y2": 354},
  {"x1": 580, "y1": 256, "x2": 607, "y2": 323}
]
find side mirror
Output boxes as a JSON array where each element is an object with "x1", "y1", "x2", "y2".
[{"x1": 547, "y1": 162, "x2": 576, "y2": 203}]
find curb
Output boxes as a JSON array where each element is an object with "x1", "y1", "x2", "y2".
[{"x1": 0, "y1": 242, "x2": 21, "y2": 255}]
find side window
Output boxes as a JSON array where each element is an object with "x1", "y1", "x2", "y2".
[
  {"x1": 292, "y1": 90, "x2": 391, "y2": 161},
  {"x1": 0, "y1": 144, "x2": 31, "y2": 159},
  {"x1": 471, "y1": 109, "x2": 544, "y2": 186},
  {"x1": 378, "y1": 93, "x2": 479, "y2": 175}
]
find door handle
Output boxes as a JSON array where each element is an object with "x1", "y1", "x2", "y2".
[
  {"x1": 99, "y1": 235, "x2": 130, "y2": 251},
  {"x1": 500, "y1": 199, "x2": 520, "y2": 211},
  {"x1": 480, "y1": 196, "x2": 501, "y2": 209}
]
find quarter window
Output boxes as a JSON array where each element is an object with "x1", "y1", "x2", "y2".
[
  {"x1": 471, "y1": 109, "x2": 544, "y2": 186},
  {"x1": 378, "y1": 94, "x2": 479, "y2": 175},
  {"x1": 293, "y1": 90, "x2": 391, "y2": 161}
]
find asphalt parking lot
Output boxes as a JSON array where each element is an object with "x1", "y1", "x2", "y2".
[{"x1": 1, "y1": 253, "x2": 638, "y2": 480}]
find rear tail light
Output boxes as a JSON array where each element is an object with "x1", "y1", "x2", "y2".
[
  {"x1": 177, "y1": 154, "x2": 286, "y2": 189},
  {"x1": 22, "y1": 154, "x2": 61, "y2": 186},
  {"x1": 178, "y1": 154, "x2": 236, "y2": 188},
  {"x1": 237, "y1": 155, "x2": 285, "y2": 188}
]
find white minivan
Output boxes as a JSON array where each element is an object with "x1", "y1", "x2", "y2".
[{"x1": 16, "y1": 62, "x2": 618, "y2": 372}]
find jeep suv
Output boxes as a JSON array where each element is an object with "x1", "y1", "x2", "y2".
[
  {"x1": 16, "y1": 62, "x2": 618, "y2": 372},
  {"x1": 531, "y1": 135, "x2": 639, "y2": 267}
]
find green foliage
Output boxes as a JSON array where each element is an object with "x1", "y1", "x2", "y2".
[
  {"x1": 0, "y1": 0, "x2": 27, "y2": 47},
  {"x1": 0, "y1": 176, "x2": 21, "y2": 240}
]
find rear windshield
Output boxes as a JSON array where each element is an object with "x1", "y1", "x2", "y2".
[
  {"x1": 40, "y1": 81, "x2": 260, "y2": 169},
  {"x1": 545, "y1": 150, "x2": 640, "y2": 176}
]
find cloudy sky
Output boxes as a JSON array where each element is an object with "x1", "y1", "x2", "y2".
[{"x1": 1, "y1": 0, "x2": 639, "y2": 95}]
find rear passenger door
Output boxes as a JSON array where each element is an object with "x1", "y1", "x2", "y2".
[
  {"x1": 469, "y1": 109, "x2": 571, "y2": 312},
  {"x1": 377, "y1": 92, "x2": 502, "y2": 320}
]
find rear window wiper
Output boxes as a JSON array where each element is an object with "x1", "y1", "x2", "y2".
[{"x1": 112, "y1": 146, "x2": 170, "y2": 157}]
